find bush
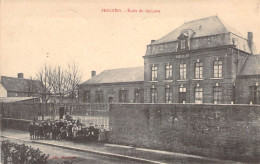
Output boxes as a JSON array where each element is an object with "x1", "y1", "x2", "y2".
[{"x1": 1, "y1": 140, "x2": 49, "y2": 164}]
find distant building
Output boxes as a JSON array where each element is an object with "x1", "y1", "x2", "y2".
[
  {"x1": 0, "y1": 73, "x2": 40, "y2": 97},
  {"x1": 78, "y1": 67, "x2": 144, "y2": 103},
  {"x1": 79, "y1": 16, "x2": 260, "y2": 105}
]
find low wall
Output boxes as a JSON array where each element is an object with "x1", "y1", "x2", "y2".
[
  {"x1": 1, "y1": 118, "x2": 31, "y2": 131},
  {"x1": 109, "y1": 104, "x2": 260, "y2": 162}
]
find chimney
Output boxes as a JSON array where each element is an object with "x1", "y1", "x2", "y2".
[
  {"x1": 91, "y1": 71, "x2": 96, "y2": 77},
  {"x1": 18, "y1": 73, "x2": 24, "y2": 79},
  {"x1": 151, "y1": 40, "x2": 156, "y2": 44},
  {"x1": 248, "y1": 32, "x2": 253, "y2": 52}
]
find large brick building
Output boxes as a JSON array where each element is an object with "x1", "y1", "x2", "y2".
[{"x1": 79, "y1": 16, "x2": 260, "y2": 104}]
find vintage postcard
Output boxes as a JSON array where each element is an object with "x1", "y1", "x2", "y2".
[{"x1": 1, "y1": 0, "x2": 260, "y2": 163}]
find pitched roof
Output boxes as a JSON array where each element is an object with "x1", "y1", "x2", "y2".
[
  {"x1": 0, "y1": 76, "x2": 41, "y2": 93},
  {"x1": 81, "y1": 66, "x2": 144, "y2": 85},
  {"x1": 239, "y1": 55, "x2": 260, "y2": 76},
  {"x1": 152, "y1": 16, "x2": 246, "y2": 45},
  {"x1": 0, "y1": 97, "x2": 38, "y2": 103}
]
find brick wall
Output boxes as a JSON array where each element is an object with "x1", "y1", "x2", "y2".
[
  {"x1": 109, "y1": 103, "x2": 260, "y2": 162},
  {"x1": 236, "y1": 76, "x2": 260, "y2": 104}
]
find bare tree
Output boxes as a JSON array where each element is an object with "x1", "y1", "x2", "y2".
[
  {"x1": 50, "y1": 66, "x2": 70, "y2": 103},
  {"x1": 66, "y1": 62, "x2": 82, "y2": 103},
  {"x1": 36, "y1": 64, "x2": 52, "y2": 103}
]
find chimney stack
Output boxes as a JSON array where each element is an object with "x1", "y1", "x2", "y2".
[
  {"x1": 151, "y1": 40, "x2": 156, "y2": 44},
  {"x1": 18, "y1": 73, "x2": 24, "y2": 79},
  {"x1": 248, "y1": 32, "x2": 253, "y2": 53},
  {"x1": 91, "y1": 71, "x2": 96, "y2": 77}
]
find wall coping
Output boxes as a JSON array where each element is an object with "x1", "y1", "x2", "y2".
[{"x1": 110, "y1": 103, "x2": 260, "y2": 107}]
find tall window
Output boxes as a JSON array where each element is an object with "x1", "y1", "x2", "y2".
[
  {"x1": 195, "y1": 62, "x2": 203, "y2": 79},
  {"x1": 165, "y1": 64, "x2": 172, "y2": 80},
  {"x1": 249, "y1": 86, "x2": 259, "y2": 104},
  {"x1": 180, "y1": 63, "x2": 186, "y2": 80},
  {"x1": 195, "y1": 87, "x2": 203, "y2": 104},
  {"x1": 119, "y1": 90, "x2": 128, "y2": 103},
  {"x1": 95, "y1": 91, "x2": 103, "y2": 103},
  {"x1": 213, "y1": 86, "x2": 222, "y2": 104},
  {"x1": 83, "y1": 91, "x2": 91, "y2": 103},
  {"x1": 179, "y1": 87, "x2": 186, "y2": 103},
  {"x1": 180, "y1": 40, "x2": 186, "y2": 49},
  {"x1": 151, "y1": 65, "x2": 158, "y2": 81},
  {"x1": 151, "y1": 87, "x2": 157, "y2": 103},
  {"x1": 165, "y1": 86, "x2": 172, "y2": 103},
  {"x1": 213, "y1": 60, "x2": 223, "y2": 78},
  {"x1": 134, "y1": 89, "x2": 144, "y2": 103}
]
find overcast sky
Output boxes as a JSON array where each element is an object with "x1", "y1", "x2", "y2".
[{"x1": 1, "y1": 0, "x2": 260, "y2": 81}]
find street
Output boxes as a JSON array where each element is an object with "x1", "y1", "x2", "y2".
[{"x1": 1, "y1": 137, "x2": 142, "y2": 164}]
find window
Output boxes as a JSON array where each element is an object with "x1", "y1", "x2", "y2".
[
  {"x1": 165, "y1": 86, "x2": 172, "y2": 103},
  {"x1": 195, "y1": 62, "x2": 203, "y2": 79},
  {"x1": 165, "y1": 64, "x2": 172, "y2": 80},
  {"x1": 213, "y1": 60, "x2": 223, "y2": 78},
  {"x1": 119, "y1": 90, "x2": 128, "y2": 103},
  {"x1": 180, "y1": 63, "x2": 186, "y2": 80},
  {"x1": 249, "y1": 86, "x2": 259, "y2": 104},
  {"x1": 151, "y1": 87, "x2": 157, "y2": 103},
  {"x1": 151, "y1": 65, "x2": 158, "y2": 81},
  {"x1": 83, "y1": 91, "x2": 91, "y2": 103},
  {"x1": 179, "y1": 87, "x2": 186, "y2": 103},
  {"x1": 213, "y1": 86, "x2": 222, "y2": 104},
  {"x1": 134, "y1": 89, "x2": 144, "y2": 103},
  {"x1": 180, "y1": 40, "x2": 186, "y2": 49},
  {"x1": 195, "y1": 87, "x2": 203, "y2": 104},
  {"x1": 95, "y1": 91, "x2": 103, "y2": 103}
]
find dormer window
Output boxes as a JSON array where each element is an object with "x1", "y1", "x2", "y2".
[{"x1": 180, "y1": 40, "x2": 186, "y2": 49}]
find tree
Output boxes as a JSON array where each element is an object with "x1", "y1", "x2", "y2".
[
  {"x1": 66, "y1": 62, "x2": 82, "y2": 103},
  {"x1": 36, "y1": 64, "x2": 52, "y2": 103},
  {"x1": 50, "y1": 66, "x2": 70, "y2": 103}
]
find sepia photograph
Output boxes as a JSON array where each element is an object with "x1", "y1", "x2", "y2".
[{"x1": 1, "y1": 0, "x2": 260, "y2": 163}]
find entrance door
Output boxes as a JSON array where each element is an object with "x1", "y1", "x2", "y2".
[{"x1": 179, "y1": 87, "x2": 186, "y2": 103}]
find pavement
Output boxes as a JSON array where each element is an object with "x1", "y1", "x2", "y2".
[{"x1": 1, "y1": 129, "x2": 239, "y2": 164}]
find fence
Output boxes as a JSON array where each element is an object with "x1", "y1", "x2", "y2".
[{"x1": 0, "y1": 102, "x2": 110, "y2": 129}]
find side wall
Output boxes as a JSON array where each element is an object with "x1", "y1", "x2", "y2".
[
  {"x1": 236, "y1": 76, "x2": 260, "y2": 104},
  {"x1": 109, "y1": 104, "x2": 260, "y2": 162}
]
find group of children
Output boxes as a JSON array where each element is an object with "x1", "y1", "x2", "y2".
[{"x1": 28, "y1": 116, "x2": 108, "y2": 142}]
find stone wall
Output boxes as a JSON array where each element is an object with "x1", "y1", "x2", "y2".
[{"x1": 109, "y1": 103, "x2": 260, "y2": 162}]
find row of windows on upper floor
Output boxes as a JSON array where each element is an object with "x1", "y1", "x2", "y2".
[{"x1": 150, "y1": 60, "x2": 223, "y2": 81}]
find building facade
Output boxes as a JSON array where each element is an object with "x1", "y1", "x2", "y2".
[
  {"x1": 78, "y1": 67, "x2": 144, "y2": 103},
  {"x1": 79, "y1": 16, "x2": 260, "y2": 105},
  {"x1": 143, "y1": 16, "x2": 257, "y2": 104}
]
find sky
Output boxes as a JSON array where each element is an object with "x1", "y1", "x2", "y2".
[{"x1": 1, "y1": 0, "x2": 260, "y2": 82}]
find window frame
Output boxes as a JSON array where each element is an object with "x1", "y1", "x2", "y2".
[
  {"x1": 180, "y1": 40, "x2": 186, "y2": 49},
  {"x1": 213, "y1": 86, "x2": 222, "y2": 104},
  {"x1": 165, "y1": 86, "x2": 172, "y2": 103},
  {"x1": 165, "y1": 64, "x2": 173, "y2": 80},
  {"x1": 151, "y1": 65, "x2": 158, "y2": 81},
  {"x1": 195, "y1": 62, "x2": 203, "y2": 79},
  {"x1": 213, "y1": 60, "x2": 223, "y2": 78},
  {"x1": 179, "y1": 63, "x2": 186, "y2": 80},
  {"x1": 195, "y1": 87, "x2": 203, "y2": 104},
  {"x1": 119, "y1": 90, "x2": 128, "y2": 103},
  {"x1": 95, "y1": 90, "x2": 103, "y2": 103},
  {"x1": 83, "y1": 91, "x2": 91, "y2": 103},
  {"x1": 151, "y1": 87, "x2": 157, "y2": 103}
]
